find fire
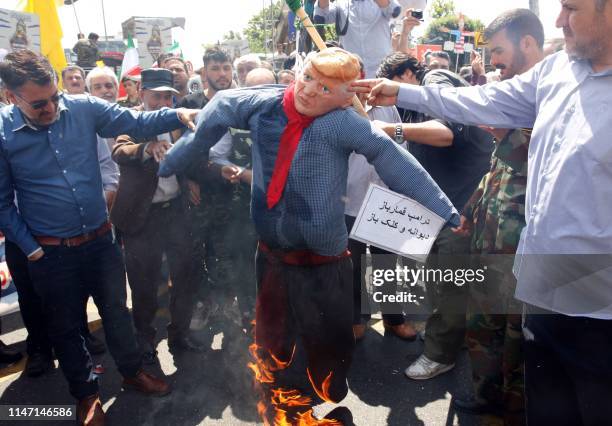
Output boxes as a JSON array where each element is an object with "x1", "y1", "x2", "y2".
[
  {"x1": 249, "y1": 326, "x2": 343, "y2": 425},
  {"x1": 307, "y1": 369, "x2": 334, "y2": 403},
  {"x1": 247, "y1": 343, "x2": 296, "y2": 384},
  {"x1": 271, "y1": 389, "x2": 312, "y2": 407}
]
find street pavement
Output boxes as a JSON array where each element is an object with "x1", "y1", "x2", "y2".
[{"x1": 0, "y1": 283, "x2": 491, "y2": 426}]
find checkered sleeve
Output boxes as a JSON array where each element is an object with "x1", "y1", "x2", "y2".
[{"x1": 341, "y1": 108, "x2": 460, "y2": 226}]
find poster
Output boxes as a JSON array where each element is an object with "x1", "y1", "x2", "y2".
[
  {"x1": 416, "y1": 44, "x2": 442, "y2": 63},
  {"x1": 0, "y1": 8, "x2": 40, "y2": 54},
  {"x1": 133, "y1": 18, "x2": 174, "y2": 68}
]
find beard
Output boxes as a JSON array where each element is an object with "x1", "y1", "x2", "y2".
[
  {"x1": 498, "y1": 52, "x2": 527, "y2": 81},
  {"x1": 207, "y1": 77, "x2": 231, "y2": 92},
  {"x1": 563, "y1": 19, "x2": 609, "y2": 61}
]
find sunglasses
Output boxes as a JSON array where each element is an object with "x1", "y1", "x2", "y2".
[{"x1": 14, "y1": 91, "x2": 61, "y2": 110}]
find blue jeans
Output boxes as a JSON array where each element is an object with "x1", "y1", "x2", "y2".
[{"x1": 27, "y1": 232, "x2": 141, "y2": 399}]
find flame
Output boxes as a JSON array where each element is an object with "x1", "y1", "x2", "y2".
[
  {"x1": 271, "y1": 389, "x2": 312, "y2": 407},
  {"x1": 249, "y1": 323, "x2": 342, "y2": 425},
  {"x1": 307, "y1": 369, "x2": 335, "y2": 403},
  {"x1": 247, "y1": 343, "x2": 296, "y2": 384}
]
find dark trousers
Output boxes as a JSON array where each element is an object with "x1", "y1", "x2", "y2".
[
  {"x1": 423, "y1": 227, "x2": 470, "y2": 364},
  {"x1": 123, "y1": 199, "x2": 196, "y2": 345},
  {"x1": 4, "y1": 240, "x2": 53, "y2": 357},
  {"x1": 345, "y1": 215, "x2": 404, "y2": 326},
  {"x1": 252, "y1": 247, "x2": 354, "y2": 422},
  {"x1": 523, "y1": 308, "x2": 612, "y2": 426},
  {"x1": 5, "y1": 240, "x2": 93, "y2": 357},
  {"x1": 27, "y1": 232, "x2": 141, "y2": 400}
]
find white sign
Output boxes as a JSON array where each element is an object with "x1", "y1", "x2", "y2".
[
  {"x1": 0, "y1": 8, "x2": 40, "y2": 54},
  {"x1": 464, "y1": 43, "x2": 474, "y2": 53},
  {"x1": 443, "y1": 41, "x2": 455, "y2": 52},
  {"x1": 349, "y1": 184, "x2": 445, "y2": 263},
  {"x1": 134, "y1": 18, "x2": 174, "y2": 68},
  {"x1": 220, "y1": 39, "x2": 250, "y2": 59}
]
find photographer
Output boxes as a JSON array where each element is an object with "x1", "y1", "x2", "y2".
[{"x1": 315, "y1": 0, "x2": 402, "y2": 77}]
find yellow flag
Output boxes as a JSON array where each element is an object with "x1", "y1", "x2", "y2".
[{"x1": 22, "y1": 0, "x2": 68, "y2": 86}]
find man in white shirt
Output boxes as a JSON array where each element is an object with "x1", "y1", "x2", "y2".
[
  {"x1": 315, "y1": 0, "x2": 402, "y2": 78},
  {"x1": 352, "y1": 1, "x2": 612, "y2": 423}
]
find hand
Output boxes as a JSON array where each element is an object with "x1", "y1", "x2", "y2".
[
  {"x1": 240, "y1": 169, "x2": 253, "y2": 185},
  {"x1": 28, "y1": 248, "x2": 44, "y2": 262},
  {"x1": 471, "y1": 51, "x2": 484, "y2": 77},
  {"x1": 350, "y1": 79, "x2": 400, "y2": 107},
  {"x1": 479, "y1": 126, "x2": 510, "y2": 141},
  {"x1": 451, "y1": 215, "x2": 472, "y2": 237},
  {"x1": 145, "y1": 140, "x2": 172, "y2": 163},
  {"x1": 186, "y1": 179, "x2": 201, "y2": 206},
  {"x1": 104, "y1": 190, "x2": 116, "y2": 212},
  {"x1": 372, "y1": 120, "x2": 395, "y2": 138},
  {"x1": 176, "y1": 108, "x2": 199, "y2": 131},
  {"x1": 391, "y1": 31, "x2": 401, "y2": 46},
  {"x1": 221, "y1": 165, "x2": 245, "y2": 184},
  {"x1": 401, "y1": 9, "x2": 421, "y2": 34}
]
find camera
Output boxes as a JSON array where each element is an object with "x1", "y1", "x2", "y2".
[{"x1": 411, "y1": 9, "x2": 424, "y2": 20}]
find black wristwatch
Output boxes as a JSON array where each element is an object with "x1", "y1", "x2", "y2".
[{"x1": 394, "y1": 124, "x2": 403, "y2": 144}]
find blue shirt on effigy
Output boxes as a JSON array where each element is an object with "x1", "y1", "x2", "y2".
[
  {"x1": 160, "y1": 85, "x2": 459, "y2": 256},
  {"x1": 0, "y1": 94, "x2": 183, "y2": 256}
]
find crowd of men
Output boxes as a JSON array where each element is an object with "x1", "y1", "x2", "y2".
[{"x1": 0, "y1": 0, "x2": 610, "y2": 425}]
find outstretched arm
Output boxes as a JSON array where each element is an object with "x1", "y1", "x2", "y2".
[
  {"x1": 342, "y1": 110, "x2": 460, "y2": 226},
  {"x1": 351, "y1": 61, "x2": 541, "y2": 129},
  {"x1": 158, "y1": 89, "x2": 261, "y2": 177}
]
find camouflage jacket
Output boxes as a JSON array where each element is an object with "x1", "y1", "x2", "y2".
[
  {"x1": 462, "y1": 129, "x2": 531, "y2": 254},
  {"x1": 226, "y1": 128, "x2": 253, "y2": 204},
  {"x1": 117, "y1": 97, "x2": 141, "y2": 108},
  {"x1": 73, "y1": 40, "x2": 99, "y2": 68}
]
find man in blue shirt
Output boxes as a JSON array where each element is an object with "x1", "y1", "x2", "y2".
[
  {"x1": 160, "y1": 47, "x2": 459, "y2": 424},
  {"x1": 0, "y1": 50, "x2": 197, "y2": 424}
]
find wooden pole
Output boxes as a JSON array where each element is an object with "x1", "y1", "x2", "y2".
[{"x1": 293, "y1": 7, "x2": 368, "y2": 118}]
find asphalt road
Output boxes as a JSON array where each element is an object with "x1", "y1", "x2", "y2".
[{"x1": 0, "y1": 285, "x2": 490, "y2": 426}]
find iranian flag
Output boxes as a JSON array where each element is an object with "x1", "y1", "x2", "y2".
[{"x1": 118, "y1": 35, "x2": 141, "y2": 98}]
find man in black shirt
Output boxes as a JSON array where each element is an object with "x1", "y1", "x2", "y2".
[
  {"x1": 375, "y1": 52, "x2": 493, "y2": 380},
  {"x1": 177, "y1": 48, "x2": 237, "y2": 323}
]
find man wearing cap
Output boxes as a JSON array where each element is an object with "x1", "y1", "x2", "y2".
[
  {"x1": 118, "y1": 75, "x2": 141, "y2": 108},
  {"x1": 111, "y1": 69, "x2": 203, "y2": 363}
]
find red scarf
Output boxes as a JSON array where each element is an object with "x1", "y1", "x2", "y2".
[{"x1": 266, "y1": 83, "x2": 314, "y2": 209}]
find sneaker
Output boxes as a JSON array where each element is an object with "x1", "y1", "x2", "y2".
[{"x1": 404, "y1": 354, "x2": 455, "y2": 380}]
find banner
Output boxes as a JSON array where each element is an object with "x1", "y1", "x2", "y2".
[
  {"x1": 416, "y1": 44, "x2": 442, "y2": 63},
  {"x1": 133, "y1": 18, "x2": 174, "y2": 68},
  {"x1": 0, "y1": 8, "x2": 40, "y2": 53}
]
